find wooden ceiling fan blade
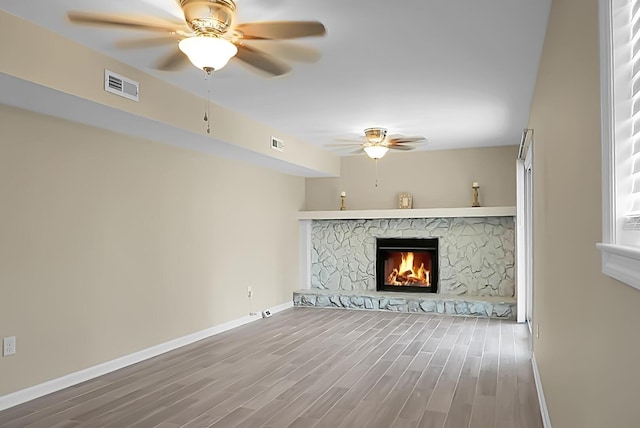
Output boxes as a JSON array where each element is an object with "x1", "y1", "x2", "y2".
[
  {"x1": 387, "y1": 136, "x2": 426, "y2": 145},
  {"x1": 234, "y1": 44, "x2": 291, "y2": 77},
  {"x1": 236, "y1": 21, "x2": 326, "y2": 40},
  {"x1": 325, "y1": 143, "x2": 364, "y2": 147},
  {"x1": 155, "y1": 49, "x2": 190, "y2": 71},
  {"x1": 388, "y1": 145, "x2": 415, "y2": 151},
  {"x1": 115, "y1": 35, "x2": 181, "y2": 49},
  {"x1": 138, "y1": 0, "x2": 185, "y2": 20},
  {"x1": 333, "y1": 137, "x2": 365, "y2": 143},
  {"x1": 67, "y1": 12, "x2": 184, "y2": 32},
  {"x1": 245, "y1": 41, "x2": 321, "y2": 63}
]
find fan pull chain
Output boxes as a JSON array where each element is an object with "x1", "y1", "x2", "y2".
[
  {"x1": 375, "y1": 159, "x2": 379, "y2": 188},
  {"x1": 203, "y1": 67, "x2": 213, "y2": 134}
]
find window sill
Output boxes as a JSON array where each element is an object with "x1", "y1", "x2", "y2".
[{"x1": 596, "y1": 243, "x2": 640, "y2": 291}]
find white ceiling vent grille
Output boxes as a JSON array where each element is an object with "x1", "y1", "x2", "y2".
[
  {"x1": 104, "y1": 70, "x2": 139, "y2": 102},
  {"x1": 270, "y1": 136, "x2": 284, "y2": 152}
]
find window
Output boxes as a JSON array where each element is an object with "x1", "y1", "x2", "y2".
[{"x1": 598, "y1": 0, "x2": 640, "y2": 290}]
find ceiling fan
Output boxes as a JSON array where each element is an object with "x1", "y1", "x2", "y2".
[
  {"x1": 67, "y1": 0, "x2": 326, "y2": 77},
  {"x1": 327, "y1": 128, "x2": 427, "y2": 160}
]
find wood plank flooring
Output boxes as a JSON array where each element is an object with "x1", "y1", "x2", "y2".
[{"x1": 0, "y1": 308, "x2": 543, "y2": 427}]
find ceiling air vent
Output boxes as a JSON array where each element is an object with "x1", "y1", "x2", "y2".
[
  {"x1": 270, "y1": 136, "x2": 284, "y2": 152},
  {"x1": 104, "y1": 70, "x2": 139, "y2": 102}
]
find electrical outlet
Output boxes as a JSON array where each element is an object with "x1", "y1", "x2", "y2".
[
  {"x1": 3, "y1": 336, "x2": 16, "y2": 356},
  {"x1": 247, "y1": 286, "x2": 252, "y2": 298},
  {"x1": 262, "y1": 310, "x2": 272, "y2": 318}
]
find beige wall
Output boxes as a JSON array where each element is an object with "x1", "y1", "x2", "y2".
[
  {"x1": 0, "y1": 104, "x2": 304, "y2": 396},
  {"x1": 305, "y1": 146, "x2": 518, "y2": 210},
  {"x1": 528, "y1": 0, "x2": 640, "y2": 426}
]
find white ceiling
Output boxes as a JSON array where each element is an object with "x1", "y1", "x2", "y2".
[{"x1": 0, "y1": 0, "x2": 551, "y2": 153}]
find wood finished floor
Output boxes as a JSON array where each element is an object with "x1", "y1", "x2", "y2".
[{"x1": 0, "y1": 308, "x2": 543, "y2": 428}]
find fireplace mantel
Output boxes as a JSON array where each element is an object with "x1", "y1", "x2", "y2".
[{"x1": 297, "y1": 206, "x2": 516, "y2": 220}]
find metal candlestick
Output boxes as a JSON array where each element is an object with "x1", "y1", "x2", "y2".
[{"x1": 340, "y1": 195, "x2": 346, "y2": 211}]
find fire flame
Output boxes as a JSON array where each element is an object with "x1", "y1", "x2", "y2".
[{"x1": 386, "y1": 252, "x2": 430, "y2": 286}]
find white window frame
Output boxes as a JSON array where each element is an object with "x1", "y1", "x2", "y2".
[{"x1": 597, "y1": 0, "x2": 640, "y2": 290}]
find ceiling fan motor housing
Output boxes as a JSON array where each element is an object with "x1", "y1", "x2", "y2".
[
  {"x1": 364, "y1": 127, "x2": 388, "y2": 145},
  {"x1": 181, "y1": 0, "x2": 236, "y2": 36}
]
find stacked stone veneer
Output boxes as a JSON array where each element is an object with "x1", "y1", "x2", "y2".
[
  {"x1": 310, "y1": 217, "x2": 515, "y2": 297},
  {"x1": 293, "y1": 291, "x2": 515, "y2": 319}
]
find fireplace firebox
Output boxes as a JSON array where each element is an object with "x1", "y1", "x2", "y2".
[{"x1": 376, "y1": 238, "x2": 439, "y2": 293}]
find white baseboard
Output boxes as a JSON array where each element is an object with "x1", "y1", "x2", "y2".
[
  {"x1": 0, "y1": 300, "x2": 293, "y2": 412},
  {"x1": 270, "y1": 300, "x2": 293, "y2": 314},
  {"x1": 531, "y1": 352, "x2": 552, "y2": 428}
]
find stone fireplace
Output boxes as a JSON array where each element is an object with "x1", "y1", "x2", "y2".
[
  {"x1": 295, "y1": 208, "x2": 517, "y2": 319},
  {"x1": 306, "y1": 216, "x2": 514, "y2": 296},
  {"x1": 376, "y1": 237, "x2": 439, "y2": 293}
]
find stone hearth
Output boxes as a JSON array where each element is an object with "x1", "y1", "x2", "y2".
[{"x1": 293, "y1": 289, "x2": 516, "y2": 319}]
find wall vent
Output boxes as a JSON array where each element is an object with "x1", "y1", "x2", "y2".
[
  {"x1": 104, "y1": 70, "x2": 139, "y2": 102},
  {"x1": 270, "y1": 136, "x2": 284, "y2": 152}
]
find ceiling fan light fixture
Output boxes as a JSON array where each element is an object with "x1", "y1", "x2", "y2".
[
  {"x1": 363, "y1": 145, "x2": 389, "y2": 159},
  {"x1": 178, "y1": 35, "x2": 238, "y2": 71}
]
